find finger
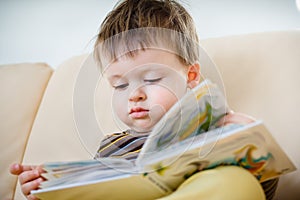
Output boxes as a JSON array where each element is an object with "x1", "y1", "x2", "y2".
[
  {"x1": 36, "y1": 165, "x2": 46, "y2": 174},
  {"x1": 229, "y1": 113, "x2": 256, "y2": 124},
  {"x1": 218, "y1": 113, "x2": 255, "y2": 126},
  {"x1": 10, "y1": 164, "x2": 38, "y2": 175},
  {"x1": 21, "y1": 177, "x2": 43, "y2": 196},
  {"x1": 20, "y1": 165, "x2": 39, "y2": 172},
  {"x1": 19, "y1": 170, "x2": 41, "y2": 185},
  {"x1": 10, "y1": 163, "x2": 23, "y2": 175},
  {"x1": 216, "y1": 113, "x2": 233, "y2": 127}
]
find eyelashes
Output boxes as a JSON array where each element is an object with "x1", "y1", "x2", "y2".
[
  {"x1": 144, "y1": 77, "x2": 162, "y2": 83},
  {"x1": 113, "y1": 78, "x2": 163, "y2": 90},
  {"x1": 113, "y1": 83, "x2": 129, "y2": 90}
]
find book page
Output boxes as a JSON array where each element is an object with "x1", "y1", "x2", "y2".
[
  {"x1": 39, "y1": 158, "x2": 135, "y2": 188},
  {"x1": 32, "y1": 158, "x2": 172, "y2": 199},
  {"x1": 137, "y1": 79, "x2": 228, "y2": 163},
  {"x1": 138, "y1": 122, "x2": 296, "y2": 190}
]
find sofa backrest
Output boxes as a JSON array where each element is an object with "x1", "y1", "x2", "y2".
[
  {"x1": 201, "y1": 30, "x2": 300, "y2": 199},
  {"x1": 0, "y1": 63, "x2": 53, "y2": 200},
  {"x1": 14, "y1": 55, "x2": 92, "y2": 200},
  {"x1": 13, "y1": 30, "x2": 300, "y2": 199}
]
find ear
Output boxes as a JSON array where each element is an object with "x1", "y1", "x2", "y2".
[{"x1": 187, "y1": 63, "x2": 201, "y2": 88}]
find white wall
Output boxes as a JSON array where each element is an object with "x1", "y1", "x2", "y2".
[{"x1": 0, "y1": 0, "x2": 299, "y2": 68}]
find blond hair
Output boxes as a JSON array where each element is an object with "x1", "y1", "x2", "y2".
[{"x1": 94, "y1": 0, "x2": 199, "y2": 69}]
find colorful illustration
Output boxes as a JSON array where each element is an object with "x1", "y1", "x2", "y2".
[
  {"x1": 142, "y1": 80, "x2": 228, "y2": 153},
  {"x1": 234, "y1": 144, "x2": 271, "y2": 175}
]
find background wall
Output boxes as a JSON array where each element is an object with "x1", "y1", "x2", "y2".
[{"x1": 0, "y1": 0, "x2": 299, "y2": 68}]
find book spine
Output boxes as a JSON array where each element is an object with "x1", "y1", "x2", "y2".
[{"x1": 143, "y1": 173, "x2": 173, "y2": 194}]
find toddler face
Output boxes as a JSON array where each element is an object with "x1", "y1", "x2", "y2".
[{"x1": 104, "y1": 49, "x2": 189, "y2": 133}]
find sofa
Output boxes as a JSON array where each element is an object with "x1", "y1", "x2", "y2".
[{"x1": 1, "y1": 30, "x2": 299, "y2": 200}]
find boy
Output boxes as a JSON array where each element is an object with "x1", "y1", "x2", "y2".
[{"x1": 10, "y1": 0, "x2": 277, "y2": 199}]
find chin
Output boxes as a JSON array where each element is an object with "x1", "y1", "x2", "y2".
[
  {"x1": 132, "y1": 126, "x2": 152, "y2": 134},
  {"x1": 131, "y1": 123, "x2": 154, "y2": 133}
]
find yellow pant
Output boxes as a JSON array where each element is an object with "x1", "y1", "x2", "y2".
[{"x1": 157, "y1": 166, "x2": 265, "y2": 200}]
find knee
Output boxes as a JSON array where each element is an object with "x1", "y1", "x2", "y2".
[{"x1": 158, "y1": 166, "x2": 265, "y2": 200}]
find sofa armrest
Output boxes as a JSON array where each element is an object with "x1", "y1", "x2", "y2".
[{"x1": 0, "y1": 63, "x2": 53, "y2": 200}]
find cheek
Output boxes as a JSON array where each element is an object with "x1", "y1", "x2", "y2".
[
  {"x1": 148, "y1": 86, "x2": 181, "y2": 112},
  {"x1": 153, "y1": 76, "x2": 187, "y2": 109},
  {"x1": 112, "y1": 92, "x2": 127, "y2": 119}
]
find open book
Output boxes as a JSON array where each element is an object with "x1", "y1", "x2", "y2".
[{"x1": 32, "y1": 80, "x2": 296, "y2": 200}]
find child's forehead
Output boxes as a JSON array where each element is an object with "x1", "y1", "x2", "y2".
[
  {"x1": 105, "y1": 63, "x2": 173, "y2": 80},
  {"x1": 95, "y1": 27, "x2": 199, "y2": 72},
  {"x1": 103, "y1": 49, "x2": 184, "y2": 76}
]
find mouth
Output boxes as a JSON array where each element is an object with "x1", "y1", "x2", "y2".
[{"x1": 129, "y1": 107, "x2": 149, "y2": 119}]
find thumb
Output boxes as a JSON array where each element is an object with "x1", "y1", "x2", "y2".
[{"x1": 9, "y1": 163, "x2": 23, "y2": 175}]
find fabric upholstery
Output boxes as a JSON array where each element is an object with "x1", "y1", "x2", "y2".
[
  {"x1": 0, "y1": 63, "x2": 53, "y2": 200},
  {"x1": 14, "y1": 54, "x2": 91, "y2": 200},
  {"x1": 201, "y1": 30, "x2": 300, "y2": 199},
  {"x1": 2, "y1": 30, "x2": 299, "y2": 199},
  {"x1": 22, "y1": 55, "x2": 91, "y2": 164}
]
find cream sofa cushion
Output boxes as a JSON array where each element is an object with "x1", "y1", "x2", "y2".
[
  {"x1": 0, "y1": 63, "x2": 52, "y2": 200},
  {"x1": 22, "y1": 55, "x2": 92, "y2": 164},
  {"x1": 14, "y1": 54, "x2": 92, "y2": 200},
  {"x1": 14, "y1": 30, "x2": 299, "y2": 199},
  {"x1": 201, "y1": 30, "x2": 300, "y2": 199}
]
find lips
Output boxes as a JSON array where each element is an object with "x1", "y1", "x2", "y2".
[{"x1": 129, "y1": 107, "x2": 149, "y2": 119}]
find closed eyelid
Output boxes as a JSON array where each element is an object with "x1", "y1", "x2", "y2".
[
  {"x1": 144, "y1": 77, "x2": 162, "y2": 82},
  {"x1": 109, "y1": 75, "x2": 127, "y2": 85},
  {"x1": 109, "y1": 78, "x2": 129, "y2": 90},
  {"x1": 108, "y1": 75, "x2": 122, "y2": 83},
  {"x1": 113, "y1": 83, "x2": 129, "y2": 90}
]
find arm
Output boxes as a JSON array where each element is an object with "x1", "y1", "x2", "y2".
[
  {"x1": 217, "y1": 111, "x2": 256, "y2": 126},
  {"x1": 9, "y1": 163, "x2": 45, "y2": 200}
]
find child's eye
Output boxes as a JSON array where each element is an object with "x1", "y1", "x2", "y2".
[
  {"x1": 144, "y1": 78, "x2": 162, "y2": 83},
  {"x1": 113, "y1": 83, "x2": 129, "y2": 90}
]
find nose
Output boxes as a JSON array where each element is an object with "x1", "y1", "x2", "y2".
[{"x1": 129, "y1": 87, "x2": 147, "y2": 102}]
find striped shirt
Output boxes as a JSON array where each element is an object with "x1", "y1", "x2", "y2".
[
  {"x1": 95, "y1": 131, "x2": 148, "y2": 160},
  {"x1": 95, "y1": 131, "x2": 278, "y2": 199}
]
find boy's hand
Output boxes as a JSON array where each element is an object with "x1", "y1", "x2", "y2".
[
  {"x1": 9, "y1": 163, "x2": 45, "y2": 200},
  {"x1": 217, "y1": 111, "x2": 256, "y2": 127}
]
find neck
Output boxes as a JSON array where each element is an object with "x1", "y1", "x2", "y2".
[{"x1": 127, "y1": 129, "x2": 151, "y2": 136}]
